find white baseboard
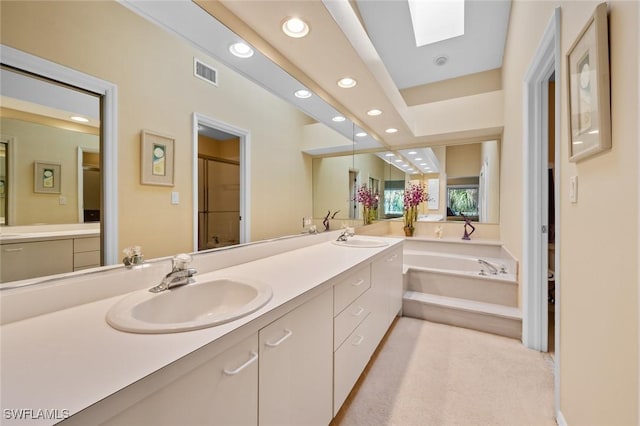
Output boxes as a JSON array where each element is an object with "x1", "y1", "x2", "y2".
[{"x1": 556, "y1": 410, "x2": 567, "y2": 426}]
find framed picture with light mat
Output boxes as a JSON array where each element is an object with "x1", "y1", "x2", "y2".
[
  {"x1": 566, "y1": 2, "x2": 611, "y2": 162},
  {"x1": 140, "y1": 129, "x2": 175, "y2": 186}
]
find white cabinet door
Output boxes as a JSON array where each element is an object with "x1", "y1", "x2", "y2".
[
  {"x1": 101, "y1": 334, "x2": 259, "y2": 426},
  {"x1": 372, "y1": 247, "x2": 404, "y2": 326},
  {"x1": 259, "y1": 289, "x2": 333, "y2": 426}
]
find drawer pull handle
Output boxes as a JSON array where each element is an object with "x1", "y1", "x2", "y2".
[
  {"x1": 266, "y1": 329, "x2": 293, "y2": 347},
  {"x1": 3, "y1": 248, "x2": 24, "y2": 253},
  {"x1": 223, "y1": 351, "x2": 258, "y2": 376},
  {"x1": 352, "y1": 306, "x2": 365, "y2": 317},
  {"x1": 351, "y1": 279, "x2": 365, "y2": 287},
  {"x1": 352, "y1": 335, "x2": 365, "y2": 346}
]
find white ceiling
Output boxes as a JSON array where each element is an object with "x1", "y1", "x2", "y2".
[
  {"x1": 356, "y1": 0, "x2": 511, "y2": 89},
  {"x1": 123, "y1": 0, "x2": 511, "y2": 155}
]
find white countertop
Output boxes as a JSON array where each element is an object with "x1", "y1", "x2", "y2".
[
  {"x1": 0, "y1": 236, "x2": 401, "y2": 425},
  {"x1": 0, "y1": 224, "x2": 100, "y2": 244}
]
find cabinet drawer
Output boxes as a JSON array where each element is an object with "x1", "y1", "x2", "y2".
[
  {"x1": 334, "y1": 289, "x2": 373, "y2": 349},
  {"x1": 334, "y1": 314, "x2": 377, "y2": 414},
  {"x1": 74, "y1": 250, "x2": 100, "y2": 269},
  {"x1": 333, "y1": 264, "x2": 371, "y2": 315},
  {"x1": 1, "y1": 239, "x2": 73, "y2": 282},
  {"x1": 74, "y1": 237, "x2": 100, "y2": 253}
]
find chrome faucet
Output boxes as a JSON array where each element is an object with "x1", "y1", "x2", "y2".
[
  {"x1": 478, "y1": 259, "x2": 498, "y2": 275},
  {"x1": 336, "y1": 229, "x2": 349, "y2": 242},
  {"x1": 149, "y1": 254, "x2": 197, "y2": 293}
]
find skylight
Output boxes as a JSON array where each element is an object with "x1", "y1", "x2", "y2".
[{"x1": 407, "y1": 0, "x2": 465, "y2": 47}]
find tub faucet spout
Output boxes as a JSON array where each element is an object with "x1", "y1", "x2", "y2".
[{"x1": 478, "y1": 259, "x2": 498, "y2": 275}]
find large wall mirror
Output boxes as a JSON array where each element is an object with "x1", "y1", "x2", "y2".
[
  {"x1": 0, "y1": 66, "x2": 102, "y2": 227},
  {"x1": 313, "y1": 140, "x2": 501, "y2": 224},
  {"x1": 0, "y1": 0, "x2": 499, "y2": 288}
]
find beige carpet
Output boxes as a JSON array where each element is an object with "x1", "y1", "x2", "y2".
[{"x1": 333, "y1": 317, "x2": 556, "y2": 426}]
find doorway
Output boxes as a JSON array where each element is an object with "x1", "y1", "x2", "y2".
[
  {"x1": 522, "y1": 7, "x2": 560, "y2": 417},
  {"x1": 193, "y1": 114, "x2": 249, "y2": 251},
  {"x1": 349, "y1": 169, "x2": 359, "y2": 220}
]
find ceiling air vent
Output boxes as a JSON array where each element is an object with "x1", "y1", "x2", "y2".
[{"x1": 194, "y1": 58, "x2": 218, "y2": 86}]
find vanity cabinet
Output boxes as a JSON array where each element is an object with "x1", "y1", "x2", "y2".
[
  {"x1": 259, "y1": 288, "x2": 333, "y2": 426},
  {"x1": 1, "y1": 235, "x2": 101, "y2": 282},
  {"x1": 93, "y1": 334, "x2": 259, "y2": 426},
  {"x1": 333, "y1": 247, "x2": 403, "y2": 414},
  {"x1": 372, "y1": 246, "x2": 404, "y2": 325},
  {"x1": 1, "y1": 239, "x2": 73, "y2": 282}
]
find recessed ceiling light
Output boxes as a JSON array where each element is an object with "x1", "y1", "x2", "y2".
[
  {"x1": 385, "y1": 153, "x2": 395, "y2": 157},
  {"x1": 415, "y1": 157, "x2": 423, "y2": 161},
  {"x1": 367, "y1": 109, "x2": 382, "y2": 116},
  {"x1": 70, "y1": 116, "x2": 89, "y2": 123},
  {"x1": 402, "y1": 164, "x2": 410, "y2": 168},
  {"x1": 229, "y1": 42, "x2": 254, "y2": 58},
  {"x1": 337, "y1": 77, "x2": 357, "y2": 88},
  {"x1": 408, "y1": 151, "x2": 417, "y2": 155},
  {"x1": 420, "y1": 163, "x2": 427, "y2": 166},
  {"x1": 385, "y1": 128, "x2": 398, "y2": 134},
  {"x1": 282, "y1": 17, "x2": 309, "y2": 38},
  {"x1": 332, "y1": 115, "x2": 346, "y2": 122},
  {"x1": 294, "y1": 89, "x2": 312, "y2": 98},
  {"x1": 395, "y1": 159, "x2": 403, "y2": 163},
  {"x1": 573, "y1": 140, "x2": 584, "y2": 145}
]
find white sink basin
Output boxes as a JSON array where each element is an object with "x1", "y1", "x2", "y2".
[
  {"x1": 332, "y1": 238, "x2": 388, "y2": 248},
  {"x1": 106, "y1": 277, "x2": 272, "y2": 334}
]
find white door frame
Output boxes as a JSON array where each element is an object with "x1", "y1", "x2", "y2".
[
  {"x1": 77, "y1": 146, "x2": 100, "y2": 223},
  {"x1": 192, "y1": 113, "x2": 250, "y2": 250},
  {"x1": 522, "y1": 6, "x2": 561, "y2": 416},
  {"x1": 1, "y1": 45, "x2": 118, "y2": 264}
]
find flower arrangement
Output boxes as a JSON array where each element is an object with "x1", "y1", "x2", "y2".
[
  {"x1": 356, "y1": 183, "x2": 375, "y2": 224},
  {"x1": 122, "y1": 245, "x2": 143, "y2": 266},
  {"x1": 403, "y1": 183, "x2": 428, "y2": 235}
]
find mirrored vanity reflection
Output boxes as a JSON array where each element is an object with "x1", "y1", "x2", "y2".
[
  {"x1": 0, "y1": 66, "x2": 103, "y2": 282},
  {"x1": 312, "y1": 140, "x2": 500, "y2": 225}
]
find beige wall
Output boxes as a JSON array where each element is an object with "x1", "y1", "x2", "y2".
[
  {"x1": 312, "y1": 153, "x2": 386, "y2": 220},
  {"x1": 1, "y1": 1, "x2": 313, "y2": 258},
  {"x1": 0, "y1": 117, "x2": 99, "y2": 225},
  {"x1": 502, "y1": 1, "x2": 638, "y2": 424},
  {"x1": 446, "y1": 143, "x2": 482, "y2": 177}
]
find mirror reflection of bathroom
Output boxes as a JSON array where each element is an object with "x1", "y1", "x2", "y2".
[
  {"x1": 0, "y1": 141, "x2": 7, "y2": 224},
  {"x1": 197, "y1": 124, "x2": 240, "y2": 251}
]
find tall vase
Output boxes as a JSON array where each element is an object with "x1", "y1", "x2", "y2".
[{"x1": 362, "y1": 206, "x2": 372, "y2": 225}]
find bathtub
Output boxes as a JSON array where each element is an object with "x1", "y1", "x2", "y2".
[
  {"x1": 403, "y1": 249, "x2": 519, "y2": 307},
  {"x1": 403, "y1": 249, "x2": 512, "y2": 277}
]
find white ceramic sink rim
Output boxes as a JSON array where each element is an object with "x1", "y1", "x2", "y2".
[
  {"x1": 331, "y1": 238, "x2": 389, "y2": 248},
  {"x1": 106, "y1": 276, "x2": 273, "y2": 334}
]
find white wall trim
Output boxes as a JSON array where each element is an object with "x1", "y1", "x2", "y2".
[
  {"x1": 0, "y1": 134, "x2": 17, "y2": 226},
  {"x1": 1, "y1": 44, "x2": 118, "y2": 264},
  {"x1": 192, "y1": 113, "x2": 250, "y2": 251},
  {"x1": 556, "y1": 410, "x2": 568, "y2": 426},
  {"x1": 522, "y1": 5, "x2": 561, "y2": 419}
]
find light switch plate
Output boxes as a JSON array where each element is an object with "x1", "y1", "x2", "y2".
[
  {"x1": 569, "y1": 176, "x2": 578, "y2": 203},
  {"x1": 171, "y1": 191, "x2": 180, "y2": 205}
]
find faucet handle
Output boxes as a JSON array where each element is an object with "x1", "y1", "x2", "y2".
[{"x1": 172, "y1": 253, "x2": 192, "y2": 270}]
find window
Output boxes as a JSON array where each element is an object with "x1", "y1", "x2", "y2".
[
  {"x1": 447, "y1": 185, "x2": 479, "y2": 221},
  {"x1": 384, "y1": 180, "x2": 405, "y2": 218}
]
